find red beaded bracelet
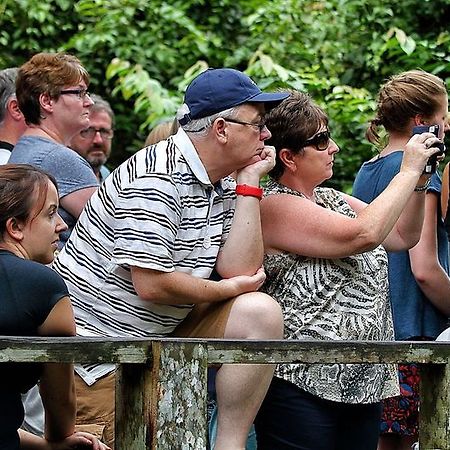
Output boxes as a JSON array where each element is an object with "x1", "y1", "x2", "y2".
[{"x1": 235, "y1": 184, "x2": 263, "y2": 200}]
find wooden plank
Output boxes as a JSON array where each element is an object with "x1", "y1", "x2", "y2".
[
  {"x1": 2, "y1": 337, "x2": 450, "y2": 448},
  {"x1": 419, "y1": 361, "x2": 450, "y2": 450},
  {"x1": 149, "y1": 341, "x2": 208, "y2": 450},
  {"x1": 3, "y1": 337, "x2": 450, "y2": 364},
  {"x1": 116, "y1": 363, "x2": 152, "y2": 450},
  {"x1": 205, "y1": 340, "x2": 450, "y2": 365},
  {"x1": 0, "y1": 336, "x2": 151, "y2": 363}
]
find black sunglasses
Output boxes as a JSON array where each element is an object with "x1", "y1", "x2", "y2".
[{"x1": 303, "y1": 130, "x2": 331, "y2": 151}]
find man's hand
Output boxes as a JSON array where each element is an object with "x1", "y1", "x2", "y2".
[
  {"x1": 218, "y1": 267, "x2": 267, "y2": 297},
  {"x1": 236, "y1": 145, "x2": 276, "y2": 182}
]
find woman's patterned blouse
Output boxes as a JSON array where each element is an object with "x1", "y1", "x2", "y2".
[{"x1": 262, "y1": 179, "x2": 399, "y2": 403}]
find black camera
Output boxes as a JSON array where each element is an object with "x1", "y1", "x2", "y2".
[{"x1": 412, "y1": 124, "x2": 446, "y2": 174}]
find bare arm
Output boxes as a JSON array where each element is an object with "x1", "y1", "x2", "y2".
[
  {"x1": 131, "y1": 266, "x2": 266, "y2": 304},
  {"x1": 60, "y1": 187, "x2": 97, "y2": 219},
  {"x1": 19, "y1": 429, "x2": 110, "y2": 450},
  {"x1": 409, "y1": 193, "x2": 450, "y2": 316},
  {"x1": 262, "y1": 135, "x2": 437, "y2": 258},
  {"x1": 37, "y1": 297, "x2": 76, "y2": 442},
  {"x1": 343, "y1": 176, "x2": 428, "y2": 252},
  {"x1": 215, "y1": 146, "x2": 275, "y2": 278}
]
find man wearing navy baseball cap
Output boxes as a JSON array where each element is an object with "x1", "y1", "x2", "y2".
[
  {"x1": 55, "y1": 68, "x2": 289, "y2": 449},
  {"x1": 178, "y1": 67, "x2": 289, "y2": 125}
]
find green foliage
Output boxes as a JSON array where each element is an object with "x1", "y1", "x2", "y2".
[{"x1": 1, "y1": 0, "x2": 449, "y2": 188}]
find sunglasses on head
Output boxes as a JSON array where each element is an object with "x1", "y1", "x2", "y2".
[{"x1": 303, "y1": 130, "x2": 331, "y2": 151}]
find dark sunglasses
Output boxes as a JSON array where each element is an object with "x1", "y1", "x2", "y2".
[{"x1": 303, "y1": 130, "x2": 331, "y2": 151}]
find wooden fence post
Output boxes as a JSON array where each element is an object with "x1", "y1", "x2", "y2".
[
  {"x1": 149, "y1": 340, "x2": 208, "y2": 450},
  {"x1": 419, "y1": 359, "x2": 450, "y2": 450},
  {"x1": 116, "y1": 362, "x2": 153, "y2": 449}
]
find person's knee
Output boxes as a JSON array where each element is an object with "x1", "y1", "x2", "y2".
[{"x1": 225, "y1": 292, "x2": 284, "y2": 339}]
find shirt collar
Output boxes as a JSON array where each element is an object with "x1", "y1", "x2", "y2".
[
  {"x1": 172, "y1": 128, "x2": 213, "y2": 187},
  {"x1": 0, "y1": 140, "x2": 14, "y2": 151}
]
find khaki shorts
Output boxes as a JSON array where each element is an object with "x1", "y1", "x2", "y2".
[
  {"x1": 172, "y1": 298, "x2": 235, "y2": 338},
  {"x1": 75, "y1": 372, "x2": 115, "y2": 449},
  {"x1": 74, "y1": 299, "x2": 234, "y2": 449}
]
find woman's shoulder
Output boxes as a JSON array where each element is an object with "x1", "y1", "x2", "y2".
[
  {"x1": 360, "y1": 151, "x2": 403, "y2": 171},
  {"x1": 315, "y1": 187, "x2": 358, "y2": 217},
  {"x1": 2, "y1": 254, "x2": 66, "y2": 291},
  {"x1": 315, "y1": 186, "x2": 345, "y2": 202},
  {"x1": 264, "y1": 179, "x2": 302, "y2": 198}
]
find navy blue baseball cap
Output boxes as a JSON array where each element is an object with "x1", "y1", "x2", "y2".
[{"x1": 178, "y1": 68, "x2": 289, "y2": 125}]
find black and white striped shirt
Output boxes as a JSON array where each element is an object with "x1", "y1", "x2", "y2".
[{"x1": 54, "y1": 129, "x2": 236, "y2": 383}]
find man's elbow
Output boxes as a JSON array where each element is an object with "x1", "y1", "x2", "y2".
[{"x1": 133, "y1": 280, "x2": 163, "y2": 303}]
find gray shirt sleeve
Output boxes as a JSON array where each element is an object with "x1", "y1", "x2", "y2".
[{"x1": 41, "y1": 145, "x2": 98, "y2": 197}]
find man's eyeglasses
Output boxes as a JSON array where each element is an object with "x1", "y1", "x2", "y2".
[
  {"x1": 304, "y1": 130, "x2": 331, "y2": 151},
  {"x1": 225, "y1": 118, "x2": 267, "y2": 133},
  {"x1": 80, "y1": 127, "x2": 114, "y2": 140},
  {"x1": 59, "y1": 88, "x2": 90, "y2": 100}
]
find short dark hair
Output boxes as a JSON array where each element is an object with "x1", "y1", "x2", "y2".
[
  {"x1": 265, "y1": 90, "x2": 328, "y2": 180},
  {"x1": 0, "y1": 67, "x2": 19, "y2": 124}
]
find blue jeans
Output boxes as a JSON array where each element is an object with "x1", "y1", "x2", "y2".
[{"x1": 255, "y1": 377, "x2": 382, "y2": 450}]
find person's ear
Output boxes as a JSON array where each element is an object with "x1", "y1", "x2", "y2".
[
  {"x1": 39, "y1": 92, "x2": 54, "y2": 114},
  {"x1": 214, "y1": 118, "x2": 228, "y2": 143},
  {"x1": 279, "y1": 148, "x2": 298, "y2": 172},
  {"x1": 7, "y1": 98, "x2": 24, "y2": 122},
  {"x1": 5, "y1": 217, "x2": 24, "y2": 241},
  {"x1": 414, "y1": 114, "x2": 427, "y2": 126}
]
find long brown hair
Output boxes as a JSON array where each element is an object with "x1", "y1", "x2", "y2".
[
  {"x1": 0, "y1": 164, "x2": 58, "y2": 238},
  {"x1": 367, "y1": 70, "x2": 447, "y2": 147}
]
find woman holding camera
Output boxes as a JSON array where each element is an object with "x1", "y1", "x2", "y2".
[
  {"x1": 254, "y1": 90, "x2": 440, "y2": 450},
  {"x1": 353, "y1": 69, "x2": 450, "y2": 450}
]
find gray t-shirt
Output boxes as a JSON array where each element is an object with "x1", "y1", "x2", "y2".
[{"x1": 9, "y1": 135, "x2": 98, "y2": 246}]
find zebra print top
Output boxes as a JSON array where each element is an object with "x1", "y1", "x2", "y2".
[{"x1": 262, "y1": 180, "x2": 399, "y2": 403}]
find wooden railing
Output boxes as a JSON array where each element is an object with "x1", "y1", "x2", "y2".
[{"x1": 1, "y1": 337, "x2": 450, "y2": 449}]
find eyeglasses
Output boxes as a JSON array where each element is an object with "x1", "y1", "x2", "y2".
[
  {"x1": 80, "y1": 127, "x2": 114, "y2": 140},
  {"x1": 224, "y1": 118, "x2": 267, "y2": 133},
  {"x1": 59, "y1": 88, "x2": 90, "y2": 100},
  {"x1": 303, "y1": 130, "x2": 331, "y2": 151}
]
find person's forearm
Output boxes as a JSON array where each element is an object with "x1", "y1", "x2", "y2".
[
  {"x1": 415, "y1": 267, "x2": 450, "y2": 316},
  {"x1": 357, "y1": 171, "x2": 420, "y2": 249},
  {"x1": 132, "y1": 267, "x2": 265, "y2": 305},
  {"x1": 216, "y1": 193, "x2": 264, "y2": 278},
  {"x1": 40, "y1": 364, "x2": 76, "y2": 442},
  {"x1": 390, "y1": 190, "x2": 426, "y2": 249}
]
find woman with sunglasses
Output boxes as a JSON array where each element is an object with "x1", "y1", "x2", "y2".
[
  {"x1": 0, "y1": 164, "x2": 109, "y2": 450},
  {"x1": 253, "y1": 90, "x2": 441, "y2": 450},
  {"x1": 353, "y1": 70, "x2": 450, "y2": 450}
]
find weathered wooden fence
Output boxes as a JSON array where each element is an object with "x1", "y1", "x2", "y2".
[{"x1": 1, "y1": 337, "x2": 450, "y2": 449}]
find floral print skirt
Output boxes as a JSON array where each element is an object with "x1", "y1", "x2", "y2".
[{"x1": 380, "y1": 364, "x2": 420, "y2": 436}]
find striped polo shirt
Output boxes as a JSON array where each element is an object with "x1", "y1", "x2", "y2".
[{"x1": 54, "y1": 129, "x2": 236, "y2": 383}]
